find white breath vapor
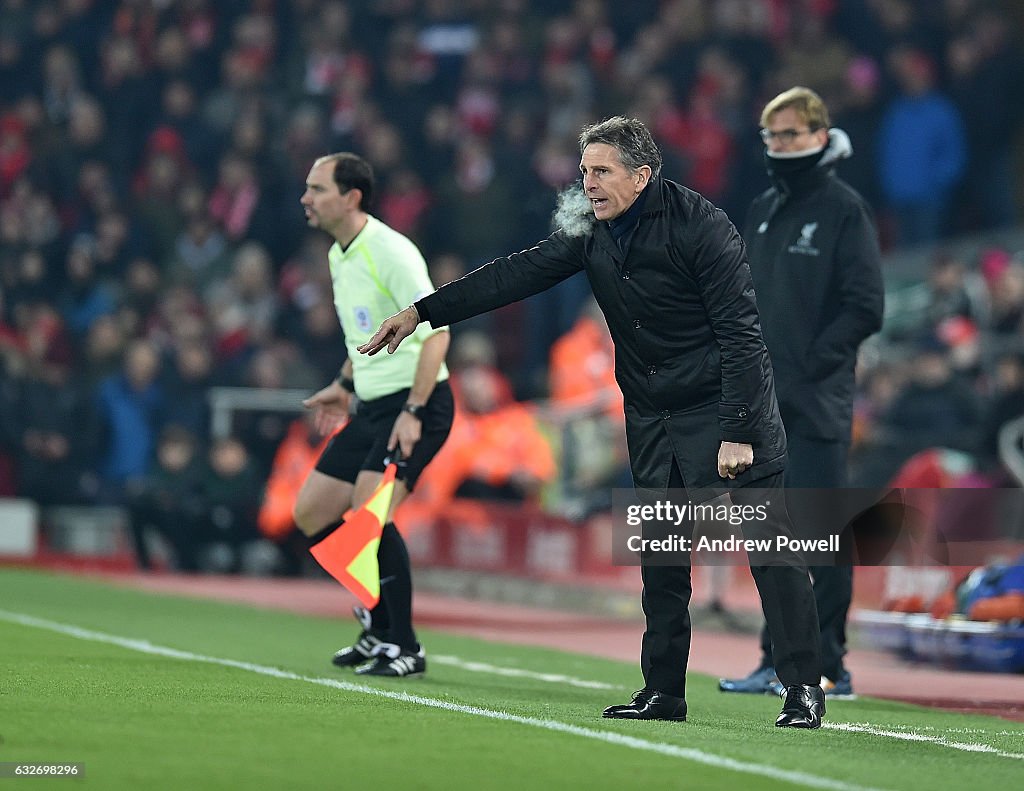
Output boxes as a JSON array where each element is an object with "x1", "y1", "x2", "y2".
[{"x1": 552, "y1": 182, "x2": 596, "y2": 238}]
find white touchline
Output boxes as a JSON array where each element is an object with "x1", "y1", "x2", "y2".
[
  {"x1": 433, "y1": 656, "x2": 1024, "y2": 759},
  {"x1": 822, "y1": 722, "x2": 1024, "y2": 761},
  {"x1": 430, "y1": 654, "x2": 624, "y2": 690},
  {"x1": 1, "y1": 609, "x2": 879, "y2": 791}
]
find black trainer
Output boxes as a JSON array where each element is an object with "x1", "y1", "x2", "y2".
[
  {"x1": 355, "y1": 643, "x2": 426, "y2": 678},
  {"x1": 331, "y1": 606, "x2": 385, "y2": 668}
]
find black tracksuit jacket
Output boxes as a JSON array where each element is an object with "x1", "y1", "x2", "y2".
[
  {"x1": 416, "y1": 176, "x2": 787, "y2": 493},
  {"x1": 743, "y1": 167, "x2": 884, "y2": 442}
]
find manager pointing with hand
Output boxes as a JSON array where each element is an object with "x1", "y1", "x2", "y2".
[{"x1": 360, "y1": 116, "x2": 824, "y2": 728}]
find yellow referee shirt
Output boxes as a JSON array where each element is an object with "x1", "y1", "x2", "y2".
[{"x1": 328, "y1": 215, "x2": 448, "y2": 401}]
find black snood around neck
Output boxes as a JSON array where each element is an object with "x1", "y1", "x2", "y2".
[{"x1": 764, "y1": 146, "x2": 828, "y2": 195}]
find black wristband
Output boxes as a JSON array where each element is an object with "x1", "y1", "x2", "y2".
[
  {"x1": 337, "y1": 374, "x2": 355, "y2": 393},
  {"x1": 402, "y1": 403, "x2": 423, "y2": 419}
]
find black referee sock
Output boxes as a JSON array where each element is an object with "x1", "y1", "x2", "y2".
[
  {"x1": 377, "y1": 522, "x2": 417, "y2": 652},
  {"x1": 307, "y1": 520, "x2": 391, "y2": 632}
]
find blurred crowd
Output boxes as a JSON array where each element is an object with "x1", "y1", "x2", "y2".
[
  {"x1": 851, "y1": 245, "x2": 1024, "y2": 491},
  {"x1": 0, "y1": 0, "x2": 1023, "y2": 571}
]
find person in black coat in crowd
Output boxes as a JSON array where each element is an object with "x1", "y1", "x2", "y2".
[
  {"x1": 719, "y1": 87, "x2": 884, "y2": 699},
  {"x1": 358, "y1": 116, "x2": 826, "y2": 728},
  {"x1": 128, "y1": 424, "x2": 206, "y2": 571}
]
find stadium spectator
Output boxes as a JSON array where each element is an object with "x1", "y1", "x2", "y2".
[
  {"x1": 57, "y1": 234, "x2": 116, "y2": 339},
  {"x1": 133, "y1": 136, "x2": 191, "y2": 263},
  {"x1": 258, "y1": 411, "x2": 329, "y2": 540},
  {"x1": 548, "y1": 296, "x2": 621, "y2": 416},
  {"x1": 0, "y1": 113, "x2": 31, "y2": 197},
  {"x1": 983, "y1": 259, "x2": 1024, "y2": 339},
  {"x1": 257, "y1": 414, "x2": 332, "y2": 573},
  {"x1": 947, "y1": 9, "x2": 1024, "y2": 232},
  {"x1": 204, "y1": 241, "x2": 279, "y2": 363},
  {"x1": 78, "y1": 313, "x2": 127, "y2": 392},
  {"x1": 419, "y1": 363, "x2": 556, "y2": 505},
  {"x1": 882, "y1": 339, "x2": 980, "y2": 456},
  {"x1": 280, "y1": 297, "x2": 344, "y2": 385},
  {"x1": 117, "y1": 257, "x2": 162, "y2": 337},
  {"x1": 169, "y1": 183, "x2": 231, "y2": 290},
  {"x1": 94, "y1": 338, "x2": 165, "y2": 501},
  {"x1": 128, "y1": 424, "x2": 206, "y2": 571},
  {"x1": 200, "y1": 435, "x2": 263, "y2": 573},
  {"x1": 878, "y1": 47, "x2": 967, "y2": 247},
  {"x1": 831, "y1": 56, "x2": 884, "y2": 212},
  {"x1": 234, "y1": 346, "x2": 317, "y2": 477},
  {"x1": 8, "y1": 304, "x2": 93, "y2": 506},
  {"x1": 163, "y1": 340, "x2": 215, "y2": 438},
  {"x1": 924, "y1": 251, "x2": 979, "y2": 329},
  {"x1": 156, "y1": 78, "x2": 221, "y2": 174},
  {"x1": 207, "y1": 152, "x2": 269, "y2": 244},
  {"x1": 977, "y1": 352, "x2": 1024, "y2": 478},
  {"x1": 548, "y1": 297, "x2": 630, "y2": 518}
]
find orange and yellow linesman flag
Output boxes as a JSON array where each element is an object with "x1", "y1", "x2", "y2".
[{"x1": 309, "y1": 463, "x2": 398, "y2": 608}]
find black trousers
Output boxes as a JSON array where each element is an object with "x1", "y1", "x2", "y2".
[
  {"x1": 758, "y1": 435, "x2": 852, "y2": 679},
  {"x1": 641, "y1": 466, "x2": 821, "y2": 698}
]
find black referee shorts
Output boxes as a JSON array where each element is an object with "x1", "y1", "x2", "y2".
[{"x1": 314, "y1": 380, "x2": 453, "y2": 491}]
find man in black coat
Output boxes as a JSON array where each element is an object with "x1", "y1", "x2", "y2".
[
  {"x1": 719, "y1": 87, "x2": 884, "y2": 699},
  {"x1": 359, "y1": 116, "x2": 825, "y2": 728}
]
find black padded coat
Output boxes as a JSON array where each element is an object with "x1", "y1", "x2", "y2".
[{"x1": 416, "y1": 177, "x2": 787, "y2": 493}]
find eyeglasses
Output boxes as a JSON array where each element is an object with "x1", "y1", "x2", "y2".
[{"x1": 759, "y1": 127, "x2": 820, "y2": 144}]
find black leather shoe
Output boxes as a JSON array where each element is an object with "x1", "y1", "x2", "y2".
[
  {"x1": 775, "y1": 684, "x2": 825, "y2": 729},
  {"x1": 602, "y1": 689, "x2": 687, "y2": 721}
]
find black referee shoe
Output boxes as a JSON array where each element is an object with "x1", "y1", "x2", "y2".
[
  {"x1": 355, "y1": 643, "x2": 426, "y2": 678},
  {"x1": 331, "y1": 606, "x2": 385, "y2": 668}
]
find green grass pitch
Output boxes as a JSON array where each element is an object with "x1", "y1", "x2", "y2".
[{"x1": 1, "y1": 568, "x2": 1021, "y2": 790}]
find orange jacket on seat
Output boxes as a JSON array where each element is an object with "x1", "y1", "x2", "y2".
[
  {"x1": 549, "y1": 315, "x2": 622, "y2": 419},
  {"x1": 411, "y1": 368, "x2": 556, "y2": 513}
]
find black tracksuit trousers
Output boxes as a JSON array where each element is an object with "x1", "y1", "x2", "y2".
[{"x1": 757, "y1": 435, "x2": 852, "y2": 680}]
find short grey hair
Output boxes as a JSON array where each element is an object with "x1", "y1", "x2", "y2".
[{"x1": 579, "y1": 116, "x2": 662, "y2": 180}]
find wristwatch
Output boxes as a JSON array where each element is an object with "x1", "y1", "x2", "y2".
[{"x1": 402, "y1": 403, "x2": 424, "y2": 419}]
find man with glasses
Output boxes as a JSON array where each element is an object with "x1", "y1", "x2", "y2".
[{"x1": 719, "y1": 87, "x2": 884, "y2": 699}]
